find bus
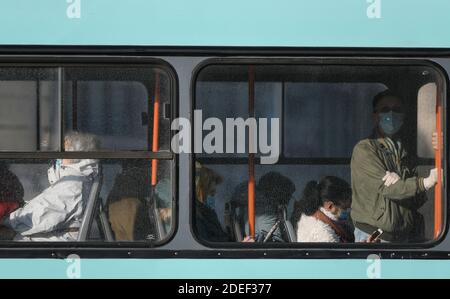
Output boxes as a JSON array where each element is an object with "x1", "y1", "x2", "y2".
[{"x1": 0, "y1": 0, "x2": 449, "y2": 279}]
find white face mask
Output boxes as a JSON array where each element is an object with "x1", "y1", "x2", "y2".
[
  {"x1": 55, "y1": 159, "x2": 63, "y2": 169},
  {"x1": 47, "y1": 161, "x2": 62, "y2": 184}
]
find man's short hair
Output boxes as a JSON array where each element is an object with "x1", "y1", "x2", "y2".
[
  {"x1": 372, "y1": 89, "x2": 403, "y2": 112},
  {"x1": 64, "y1": 132, "x2": 100, "y2": 163}
]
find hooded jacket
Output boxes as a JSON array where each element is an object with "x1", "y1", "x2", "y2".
[{"x1": 5, "y1": 159, "x2": 98, "y2": 241}]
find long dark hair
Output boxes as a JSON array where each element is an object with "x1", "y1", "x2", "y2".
[{"x1": 292, "y1": 176, "x2": 351, "y2": 224}]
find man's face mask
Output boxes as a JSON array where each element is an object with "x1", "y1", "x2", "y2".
[{"x1": 379, "y1": 111, "x2": 404, "y2": 136}]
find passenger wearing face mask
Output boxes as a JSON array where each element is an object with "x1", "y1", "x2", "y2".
[
  {"x1": 351, "y1": 90, "x2": 438, "y2": 243},
  {"x1": 194, "y1": 162, "x2": 230, "y2": 242},
  {"x1": 2, "y1": 132, "x2": 99, "y2": 241},
  {"x1": 293, "y1": 176, "x2": 353, "y2": 243}
]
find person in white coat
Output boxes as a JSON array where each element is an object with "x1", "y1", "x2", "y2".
[
  {"x1": 3, "y1": 132, "x2": 99, "y2": 241},
  {"x1": 293, "y1": 176, "x2": 353, "y2": 243}
]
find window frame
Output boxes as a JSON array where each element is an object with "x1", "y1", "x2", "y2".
[
  {"x1": 191, "y1": 57, "x2": 448, "y2": 250},
  {"x1": 0, "y1": 56, "x2": 179, "y2": 250}
]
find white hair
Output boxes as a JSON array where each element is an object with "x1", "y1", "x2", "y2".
[{"x1": 64, "y1": 132, "x2": 100, "y2": 163}]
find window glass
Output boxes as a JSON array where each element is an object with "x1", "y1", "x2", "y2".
[
  {"x1": 194, "y1": 62, "x2": 444, "y2": 245},
  {"x1": 64, "y1": 67, "x2": 171, "y2": 151},
  {"x1": 0, "y1": 64, "x2": 174, "y2": 244},
  {"x1": 284, "y1": 82, "x2": 386, "y2": 157},
  {"x1": 0, "y1": 68, "x2": 60, "y2": 151}
]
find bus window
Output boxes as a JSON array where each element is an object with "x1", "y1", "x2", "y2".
[
  {"x1": 0, "y1": 64, "x2": 175, "y2": 244},
  {"x1": 0, "y1": 68, "x2": 60, "y2": 151},
  {"x1": 194, "y1": 61, "x2": 445, "y2": 246},
  {"x1": 64, "y1": 67, "x2": 172, "y2": 151}
]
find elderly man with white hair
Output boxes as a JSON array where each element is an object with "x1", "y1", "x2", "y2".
[{"x1": 3, "y1": 132, "x2": 100, "y2": 241}]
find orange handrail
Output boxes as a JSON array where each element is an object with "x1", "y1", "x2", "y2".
[
  {"x1": 248, "y1": 66, "x2": 256, "y2": 239},
  {"x1": 151, "y1": 73, "x2": 160, "y2": 187},
  {"x1": 434, "y1": 90, "x2": 443, "y2": 239}
]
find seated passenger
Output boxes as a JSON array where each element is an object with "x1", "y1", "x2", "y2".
[
  {"x1": 2, "y1": 132, "x2": 99, "y2": 241},
  {"x1": 293, "y1": 176, "x2": 353, "y2": 243},
  {"x1": 107, "y1": 161, "x2": 151, "y2": 241},
  {"x1": 195, "y1": 162, "x2": 230, "y2": 242},
  {"x1": 0, "y1": 162, "x2": 24, "y2": 220},
  {"x1": 0, "y1": 162, "x2": 25, "y2": 240},
  {"x1": 234, "y1": 172, "x2": 295, "y2": 242}
]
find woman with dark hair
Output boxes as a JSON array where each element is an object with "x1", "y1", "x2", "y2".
[{"x1": 293, "y1": 176, "x2": 353, "y2": 243}]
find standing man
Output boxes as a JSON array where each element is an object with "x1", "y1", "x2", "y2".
[{"x1": 351, "y1": 90, "x2": 438, "y2": 243}]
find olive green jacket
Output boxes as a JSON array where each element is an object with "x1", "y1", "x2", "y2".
[{"x1": 350, "y1": 138, "x2": 427, "y2": 240}]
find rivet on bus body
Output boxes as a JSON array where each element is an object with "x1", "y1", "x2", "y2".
[
  {"x1": 174, "y1": 252, "x2": 178, "y2": 256},
  {"x1": 217, "y1": 252, "x2": 221, "y2": 256}
]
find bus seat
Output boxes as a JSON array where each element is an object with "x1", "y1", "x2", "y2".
[
  {"x1": 153, "y1": 199, "x2": 167, "y2": 241},
  {"x1": 282, "y1": 220, "x2": 297, "y2": 242},
  {"x1": 97, "y1": 201, "x2": 114, "y2": 241},
  {"x1": 279, "y1": 207, "x2": 296, "y2": 242},
  {"x1": 233, "y1": 221, "x2": 243, "y2": 242},
  {"x1": 144, "y1": 194, "x2": 167, "y2": 242},
  {"x1": 78, "y1": 171, "x2": 102, "y2": 241},
  {"x1": 224, "y1": 202, "x2": 244, "y2": 242}
]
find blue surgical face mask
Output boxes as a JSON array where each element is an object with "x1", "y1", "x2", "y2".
[
  {"x1": 205, "y1": 196, "x2": 215, "y2": 210},
  {"x1": 338, "y1": 209, "x2": 351, "y2": 221},
  {"x1": 379, "y1": 111, "x2": 404, "y2": 136}
]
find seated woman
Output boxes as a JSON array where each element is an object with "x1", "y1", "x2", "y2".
[
  {"x1": 292, "y1": 176, "x2": 353, "y2": 243},
  {"x1": 195, "y1": 162, "x2": 230, "y2": 242},
  {"x1": 2, "y1": 132, "x2": 99, "y2": 241}
]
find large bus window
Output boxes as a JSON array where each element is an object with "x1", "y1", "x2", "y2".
[
  {"x1": 64, "y1": 68, "x2": 172, "y2": 151},
  {"x1": 194, "y1": 61, "x2": 445, "y2": 246},
  {"x1": 0, "y1": 68, "x2": 60, "y2": 151},
  {"x1": 0, "y1": 64, "x2": 175, "y2": 244}
]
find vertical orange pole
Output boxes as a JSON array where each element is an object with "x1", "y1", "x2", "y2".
[
  {"x1": 151, "y1": 73, "x2": 160, "y2": 187},
  {"x1": 434, "y1": 91, "x2": 443, "y2": 239},
  {"x1": 248, "y1": 66, "x2": 256, "y2": 239}
]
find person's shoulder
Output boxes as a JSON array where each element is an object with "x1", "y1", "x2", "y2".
[
  {"x1": 297, "y1": 214, "x2": 339, "y2": 242},
  {"x1": 354, "y1": 138, "x2": 376, "y2": 149},
  {"x1": 352, "y1": 138, "x2": 379, "y2": 156}
]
